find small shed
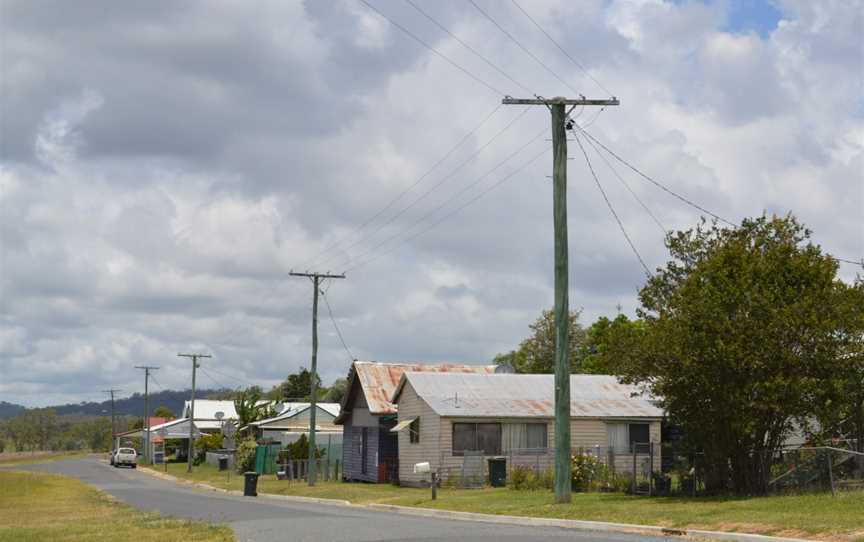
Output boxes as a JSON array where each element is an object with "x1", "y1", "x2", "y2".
[{"x1": 391, "y1": 373, "x2": 664, "y2": 486}]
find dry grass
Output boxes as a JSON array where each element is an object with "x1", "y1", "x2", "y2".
[
  {"x1": 0, "y1": 470, "x2": 235, "y2": 542},
  {"x1": 0, "y1": 451, "x2": 86, "y2": 466}
]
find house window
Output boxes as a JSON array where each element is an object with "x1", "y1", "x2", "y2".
[
  {"x1": 629, "y1": 423, "x2": 650, "y2": 452},
  {"x1": 409, "y1": 418, "x2": 420, "y2": 444},
  {"x1": 607, "y1": 423, "x2": 651, "y2": 453},
  {"x1": 452, "y1": 423, "x2": 501, "y2": 456},
  {"x1": 502, "y1": 423, "x2": 548, "y2": 452}
]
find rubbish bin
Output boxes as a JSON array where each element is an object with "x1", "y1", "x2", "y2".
[
  {"x1": 218, "y1": 456, "x2": 228, "y2": 471},
  {"x1": 243, "y1": 471, "x2": 259, "y2": 497},
  {"x1": 488, "y1": 458, "x2": 507, "y2": 487}
]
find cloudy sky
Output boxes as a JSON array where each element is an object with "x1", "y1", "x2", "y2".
[{"x1": 1, "y1": 0, "x2": 862, "y2": 407}]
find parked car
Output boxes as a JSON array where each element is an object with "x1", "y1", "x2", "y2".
[{"x1": 112, "y1": 447, "x2": 137, "y2": 468}]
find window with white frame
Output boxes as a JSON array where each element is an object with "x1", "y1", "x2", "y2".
[
  {"x1": 502, "y1": 423, "x2": 547, "y2": 452},
  {"x1": 452, "y1": 423, "x2": 501, "y2": 456},
  {"x1": 607, "y1": 422, "x2": 651, "y2": 453}
]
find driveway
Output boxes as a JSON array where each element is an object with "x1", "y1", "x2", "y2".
[{"x1": 16, "y1": 457, "x2": 667, "y2": 542}]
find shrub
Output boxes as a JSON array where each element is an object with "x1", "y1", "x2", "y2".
[
  {"x1": 509, "y1": 465, "x2": 553, "y2": 490},
  {"x1": 235, "y1": 437, "x2": 257, "y2": 474},
  {"x1": 192, "y1": 433, "x2": 223, "y2": 466},
  {"x1": 571, "y1": 453, "x2": 608, "y2": 491},
  {"x1": 278, "y1": 433, "x2": 325, "y2": 461}
]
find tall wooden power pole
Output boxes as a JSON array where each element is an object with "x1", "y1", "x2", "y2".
[
  {"x1": 289, "y1": 270, "x2": 346, "y2": 486},
  {"x1": 134, "y1": 366, "x2": 159, "y2": 464},
  {"x1": 103, "y1": 388, "x2": 120, "y2": 450},
  {"x1": 179, "y1": 352, "x2": 211, "y2": 473},
  {"x1": 503, "y1": 96, "x2": 619, "y2": 503}
]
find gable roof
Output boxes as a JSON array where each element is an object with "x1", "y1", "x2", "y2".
[
  {"x1": 392, "y1": 373, "x2": 663, "y2": 419},
  {"x1": 248, "y1": 402, "x2": 341, "y2": 428},
  {"x1": 182, "y1": 399, "x2": 286, "y2": 430},
  {"x1": 334, "y1": 361, "x2": 497, "y2": 423}
]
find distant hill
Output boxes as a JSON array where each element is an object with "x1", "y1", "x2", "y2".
[
  {"x1": 0, "y1": 389, "x2": 233, "y2": 419},
  {"x1": 0, "y1": 401, "x2": 25, "y2": 419}
]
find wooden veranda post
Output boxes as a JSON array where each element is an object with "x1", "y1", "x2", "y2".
[{"x1": 502, "y1": 96, "x2": 619, "y2": 504}]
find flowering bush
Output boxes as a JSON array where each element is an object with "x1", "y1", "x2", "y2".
[
  {"x1": 571, "y1": 453, "x2": 608, "y2": 491},
  {"x1": 234, "y1": 436, "x2": 258, "y2": 474}
]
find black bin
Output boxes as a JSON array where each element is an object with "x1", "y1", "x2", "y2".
[
  {"x1": 218, "y1": 456, "x2": 228, "y2": 471},
  {"x1": 243, "y1": 472, "x2": 259, "y2": 497},
  {"x1": 488, "y1": 458, "x2": 507, "y2": 487}
]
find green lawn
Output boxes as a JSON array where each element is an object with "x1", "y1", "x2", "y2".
[
  {"x1": 146, "y1": 462, "x2": 864, "y2": 541},
  {"x1": 0, "y1": 451, "x2": 87, "y2": 466},
  {"x1": 0, "y1": 470, "x2": 235, "y2": 542}
]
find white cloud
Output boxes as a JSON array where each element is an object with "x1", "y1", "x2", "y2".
[{"x1": 0, "y1": 0, "x2": 861, "y2": 406}]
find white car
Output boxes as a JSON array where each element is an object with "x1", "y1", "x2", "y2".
[{"x1": 112, "y1": 447, "x2": 137, "y2": 468}]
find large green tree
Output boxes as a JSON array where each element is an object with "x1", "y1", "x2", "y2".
[
  {"x1": 494, "y1": 309, "x2": 586, "y2": 373},
  {"x1": 814, "y1": 280, "x2": 864, "y2": 463},
  {"x1": 614, "y1": 215, "x2": 849, "y2": 494},
  {"x1": 152, "y1": 406, "x2": 175, "y2": 420},
  {"x1": 267, "y1": 368, "x2": 319, "y2": 400},
  {"x1": 579, "y1": 314, "x2": 644, "y2": 374}
]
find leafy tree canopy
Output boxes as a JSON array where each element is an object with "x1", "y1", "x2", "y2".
[
  {"x1": 152, "y1": 406, "x2": 175, "y2": 420},
  {"x1": 612, "y1": 214, "x2": 852, "y2": 494},
  {"x1": 233, "y1": 387, "x2": 276, "y2": 427},
  {"x1": 494, "y1": 309, "x2": 587, "y2": 374}
]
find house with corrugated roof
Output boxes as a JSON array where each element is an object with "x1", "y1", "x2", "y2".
[
  {"x1": 247, "y1": 402, "x2": 342, "y2": 454},
  {"x1": 391, "y1": 372, "x2": 664, "y2": 486},
  {"x1": 334, "y1": 361, "x2": 498, "y2": 483}
]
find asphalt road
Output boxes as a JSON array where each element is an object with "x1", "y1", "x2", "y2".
[{"x1": 16, "y1": 457, "x2": 666, "y2": 542}]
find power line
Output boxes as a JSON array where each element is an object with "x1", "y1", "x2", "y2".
[
  {"x1": 403, "y1": 0, "x2": 533, "y2": 95},
  {"x1": 205, "y1": 366, "x2": 258, "y2": 390},
  {"x1": 577, "y1": 127, "x2": 736, "y2": 227},
  {"x1": 834, "y1": 257, "x2": 863, "y2": 266},
  {"x1": 577, "y1": 106, "x2": 606, "y2": 130},
  {"x1": 577, "y1": 129, "x2": 863, "y2": 267},
  {"x1": 347, "y1": 144, "x2": 550, "y2": 273},
  {"x1": 321, "y1": 289, "x2": 357, "y2": 363},
  {"x1": 357, "y1": 0, "x2": 504, "y2": 96},
  {"x1": 314, "y1": 106, "x2": 534, "y2": 270},
  {"x1": 582, "y1": 133, "x2": 667, "y2": 236},
  {"x1": 468, "y1": 0, "x2": 580, "y2": 95},
  {"x1": 509, "y1": 0, "x2": 615, "y2": 98},
  {"x1": 198, "y1": 367, "x2": 233, "y2": 392},
  {"x1": 573, "y1": 132, "x2": 652, "y2": 277},
  {"x1": 336, "y1": 126, "x2": 547, "y2": 271},
  {"x1": 298, "y1": 103, "x2": 504, "y2": 271}
]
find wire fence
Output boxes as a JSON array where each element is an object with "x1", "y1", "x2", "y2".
[{"x1": 433, "y1": 443, "x2": 864, "y2": 496}]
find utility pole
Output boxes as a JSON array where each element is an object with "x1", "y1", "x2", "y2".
[
  {"x1": 134, "y1": 366, "x2": 159, "y2": 464},
  {"x1": 289, "y1": 270, "x2": 346, "y2": 486},
  {"x1": 179, "y1": 353, "x2": 211, "y2": 473},
  {"x1": 503, "y1": 95, "x2": 619, "y2": 504},
  {"x1": 103, "y1": 388, "x2": 120, "y2": 451}
]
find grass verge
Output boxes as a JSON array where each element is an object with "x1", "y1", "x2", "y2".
[
  {"x1": 145, "y1": 462, "x2": 864, "y2": 542},
  {"x1": 0, "y1": 470, "x2": 234, "y2": 542},
  {"x1": 0, "y1": 451, "x2": 87, "y2": 466}
]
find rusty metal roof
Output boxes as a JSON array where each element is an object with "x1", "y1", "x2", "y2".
[
  {"x1": 354, "y1": 361, "x2": 497, "y2": 415},
  {"x1": 394, "y1": 373, "x2": 663, "y2": 419}
]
